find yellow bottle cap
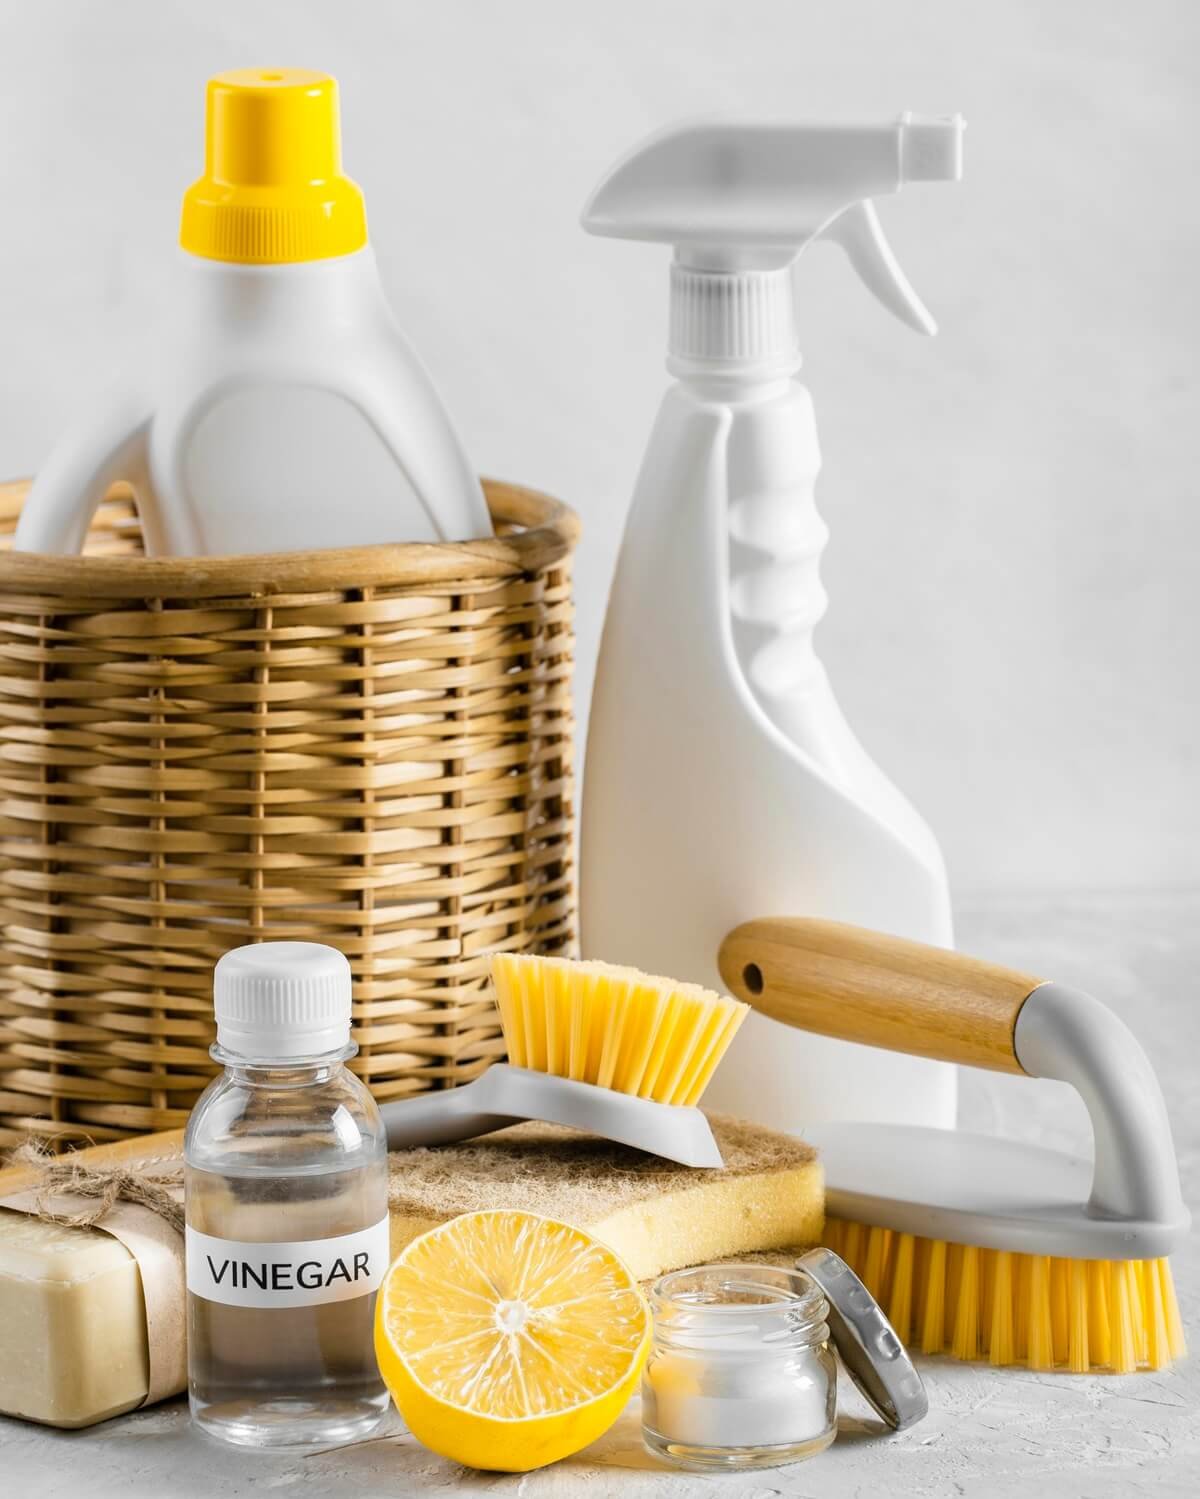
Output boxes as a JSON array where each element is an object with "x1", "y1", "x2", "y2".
[{"x1": 180, "y1": 69, "x2": 367, "y2": 264}]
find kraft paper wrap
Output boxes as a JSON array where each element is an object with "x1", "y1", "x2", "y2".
[{"x1": 0, "y1": 1146, "x2": 186, "y2": 1407}]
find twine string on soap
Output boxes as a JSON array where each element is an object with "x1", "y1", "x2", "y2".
[{"x1": 7, "y1": 1142, "x2": 185, "y2": 1234}]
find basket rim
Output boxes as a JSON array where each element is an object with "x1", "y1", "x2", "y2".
[{"x1": 0, "y1": 476, "x2": 579, "y2": 598}]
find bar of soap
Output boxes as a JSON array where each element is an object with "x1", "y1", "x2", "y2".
[
  {"x1": 0, "y1": 1209, "x2": 149, "y2": 1428},
  {"x1": 385, "y1": 1114, "x2": 824, "y2": 1279},
  {"x1": 0, "y1": 1112, "x2": 822, "y2": 1427}
]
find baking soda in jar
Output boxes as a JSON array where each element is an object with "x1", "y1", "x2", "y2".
[{"x1": 642, "y1": 1264, "x2": 837, "y2": 1471}]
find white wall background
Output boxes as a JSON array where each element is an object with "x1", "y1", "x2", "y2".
[{"x1": 0, "y1": 0, "x2": 1194, "y2": 899}]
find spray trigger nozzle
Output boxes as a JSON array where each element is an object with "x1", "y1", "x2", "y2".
[{"x1": 583, "y1": 114, "x2": 964, "y2": 363}]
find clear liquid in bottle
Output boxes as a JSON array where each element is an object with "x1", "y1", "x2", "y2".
[
  {"x1": 187, "y1": 1161, "x2": 389, "y2": 1447},
  {"x1": 185, "y1": 942, "x2": 391, "y2": 1449}
]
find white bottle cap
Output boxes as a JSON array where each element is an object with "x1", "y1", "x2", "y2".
[
  {"x1": 214, "y1": 941, "x2": 352, "y2": 1059},
  {"x1": 668, "y1": 263, "x2": 800, "y2": 376}
]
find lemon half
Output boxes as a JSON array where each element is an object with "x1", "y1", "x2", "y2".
[{"x1": 375, "y1": 1208, "x2": 650, "y2": 1472}]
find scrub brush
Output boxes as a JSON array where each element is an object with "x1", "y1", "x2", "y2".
[
  {"x1": 379, "y1": 955, "x2": 749, "y2": 1169},
  {"x1": 720, "y1": 918, "x2": 1189, "y2": 1373}
]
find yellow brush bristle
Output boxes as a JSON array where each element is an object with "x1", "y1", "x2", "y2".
[
  {"x1": 824, "y1": 1216, "x2": 1187, "y2": 1374},
  {"x1": 489, "y1": 953, "x2": 749, "y2": 1107}
]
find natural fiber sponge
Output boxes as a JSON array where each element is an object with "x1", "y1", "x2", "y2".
[{"x1": 387, "y1": 1114, "x2": 823, "y2": 1280}]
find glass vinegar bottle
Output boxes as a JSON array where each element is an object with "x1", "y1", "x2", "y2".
[{"x1": 185, "y1": 942, "x2": 390, "y2": 1449}]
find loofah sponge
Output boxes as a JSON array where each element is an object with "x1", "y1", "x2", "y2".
[{"x1": 386, "y1": 1113, "x2": 823, "y2": 1280}]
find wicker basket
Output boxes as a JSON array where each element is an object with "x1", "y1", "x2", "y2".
[{"x1": 0, "y1": 479, "x2": 577, "y2": 1147}]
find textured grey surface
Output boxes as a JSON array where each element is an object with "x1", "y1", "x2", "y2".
[{"x1": 4, "y1": 893, "x2": 1197, "y2": 1497}]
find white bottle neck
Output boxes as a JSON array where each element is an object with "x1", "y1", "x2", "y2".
[
  {"x1": 174, "y1": 245, "x2": 387, "y2": 331},
  {"x1": 676, "y1": 372, "x2": 797, "y2": 405}
]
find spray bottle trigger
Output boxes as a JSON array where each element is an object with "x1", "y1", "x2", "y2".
[{"x1": 819, "y1": 200, "x2": 937, "y2": 337}]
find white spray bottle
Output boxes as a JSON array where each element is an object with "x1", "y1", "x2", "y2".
[
  {"x1": 16, "y1": 69, "x2": 491, "y2": 556},
  {"x1": 581, "y1": 116, "x2": 966, "y2": 1132}
]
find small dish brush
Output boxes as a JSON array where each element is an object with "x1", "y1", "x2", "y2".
[
  {"x1": 720, "y1": 917, "x2": 1189, "y2": 1373},
  {"x1": 380, "y1": 954, "x2": 749, "y2": 1168}
]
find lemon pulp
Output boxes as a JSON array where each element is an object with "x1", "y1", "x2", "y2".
[{"x1": 375, "y1": 1209, "x2": 649, "y2": 1470}]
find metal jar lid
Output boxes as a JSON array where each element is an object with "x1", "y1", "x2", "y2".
[{"x1": 797, "y1": 1246, "x2": 928, "y2": 1431}]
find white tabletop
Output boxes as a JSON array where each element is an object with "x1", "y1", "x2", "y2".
[{"x1": 6, "y1": 893, "x2": 1197, "y2": 1498}]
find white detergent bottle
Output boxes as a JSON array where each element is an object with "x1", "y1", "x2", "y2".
[
  {"x1": 581, "y1": 116, "x2": 966, "y2": 1132},
  {"x1": 16, "y1": 69, "x2": 491, "y2": 555}
]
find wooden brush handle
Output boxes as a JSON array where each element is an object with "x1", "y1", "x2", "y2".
[{"x1": 718, "y1": 917, "x2": 1044, "y2": 1074}]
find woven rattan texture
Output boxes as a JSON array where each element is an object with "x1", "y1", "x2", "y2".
[{"x1": 0, "y1": 482, "x2": 576, "y2": 1147}]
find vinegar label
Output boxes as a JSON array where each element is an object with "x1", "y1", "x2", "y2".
[{"x1": 186, "y1": 1218, "x2": 390, "y2": 1309}]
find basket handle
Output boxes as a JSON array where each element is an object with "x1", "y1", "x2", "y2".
[{"x1": 719, "y1": 917, "x2": 1187, "y2": 1228}]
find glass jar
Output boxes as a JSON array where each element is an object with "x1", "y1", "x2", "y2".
[{"x1": 642, "y1": 1263, "x2": 838, "y2": 1471}]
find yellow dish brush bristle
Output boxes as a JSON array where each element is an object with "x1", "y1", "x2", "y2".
[
  {"x1": 490, "y1": 953, "x2": 749, "y2": 1108},
  {"x1": 824, "y1": 1218, "x2": 1187, "y2": 1374}
]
